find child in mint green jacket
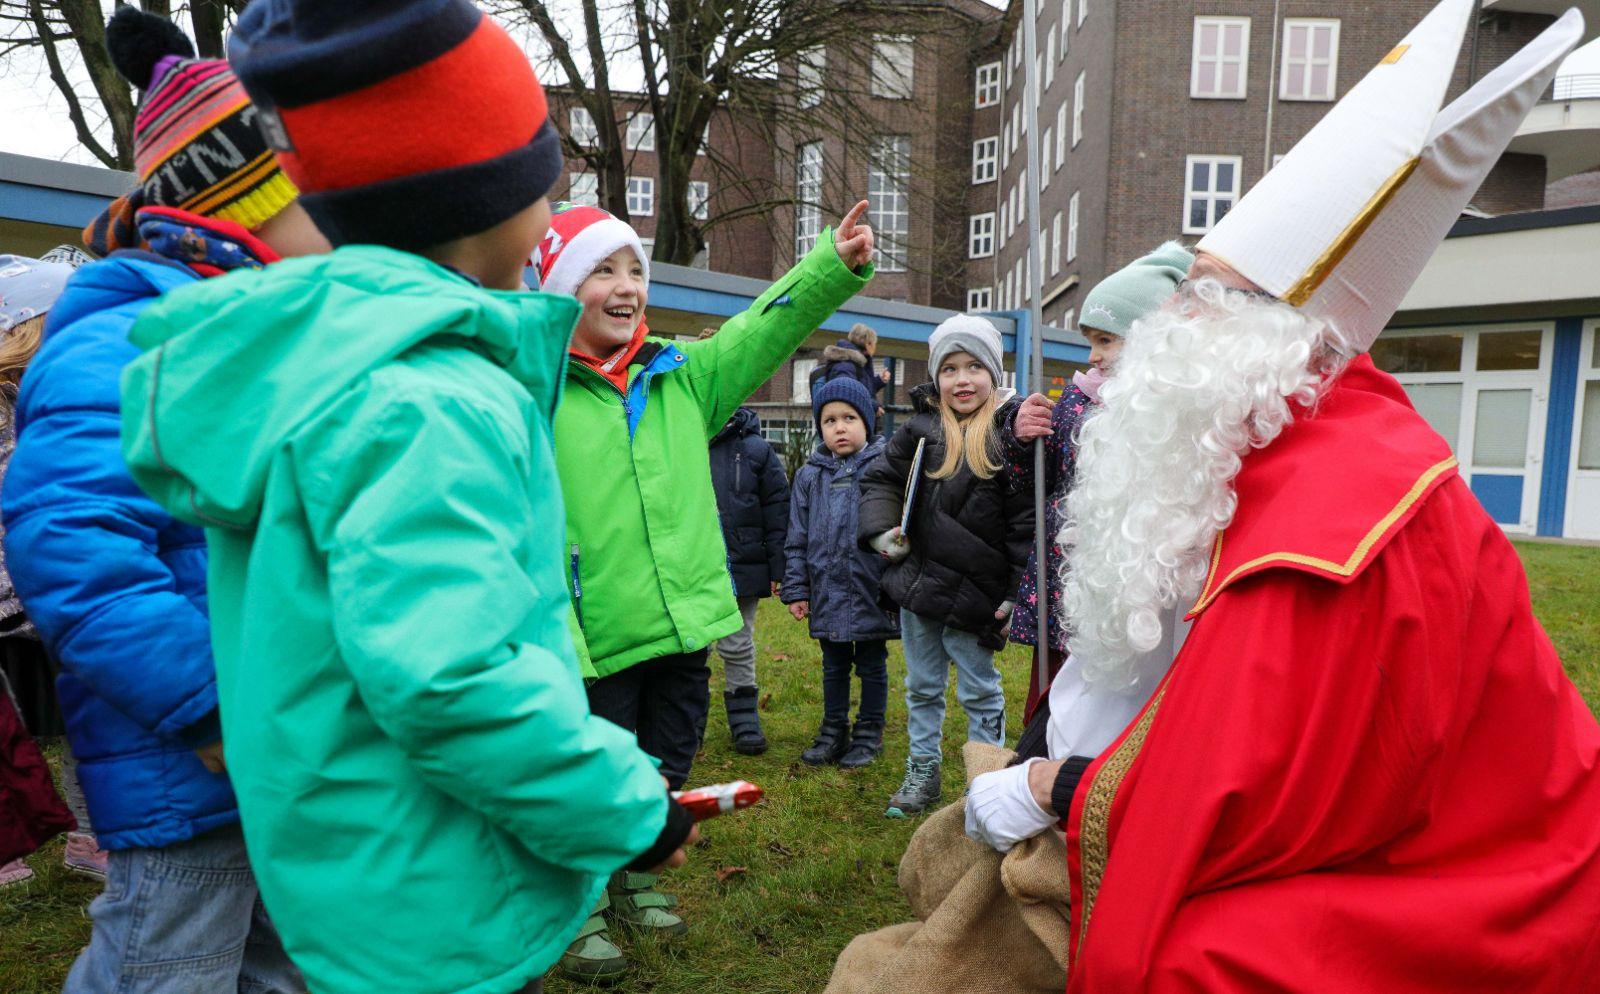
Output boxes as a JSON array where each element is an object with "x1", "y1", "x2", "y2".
[
  {"x1": 119, "y1": 4, "x2": 692, "y2": 993},
  {"x1": 534, "y1": 200, "x2": 874, "y2": 959}
]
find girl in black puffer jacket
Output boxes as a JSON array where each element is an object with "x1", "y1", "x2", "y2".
[{"x1": 859, "y1": 315, "x2": 1034, "y2": 817}]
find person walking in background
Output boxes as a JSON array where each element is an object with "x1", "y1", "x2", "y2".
[
  {"x1": 1002, "y1": 242, "x2": 1193, "y2": 724},
  {"x1": 859, "y1": 316, "x2": 1033, "y2": 818},
  {"x1": 811, "y1": 323, "x2": 891, "y2": 408},
  {"x1": 783, "y1": 376, "x2": 897, "y2": 769},
  {"x1": 708, "y1": 399, "x2": 789, "y2": 757}
]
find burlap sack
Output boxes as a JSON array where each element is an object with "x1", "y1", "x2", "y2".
[{"x1": 823, "y1": 742, "x2": 1071, "y2": 994}]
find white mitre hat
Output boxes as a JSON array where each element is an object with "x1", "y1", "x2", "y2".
[{"x1": 1197, "y1": 0, "x2": 1585, "y2": 353}]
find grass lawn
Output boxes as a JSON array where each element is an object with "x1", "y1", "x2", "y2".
[{"x1": 3, "y1": 541, "x2": 1597, "y2": 993}]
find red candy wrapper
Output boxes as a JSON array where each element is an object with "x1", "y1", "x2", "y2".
[{"x1": 671, "y1": 780, "x2": 764, "y2": 822}]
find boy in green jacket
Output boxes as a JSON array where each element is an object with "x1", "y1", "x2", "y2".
[
  {"x1": 118, "y1": 4, "x2": 692, "y2": 993},
  {"x1": 533, "y1": 200, "x2": 873, "y2": 955}
]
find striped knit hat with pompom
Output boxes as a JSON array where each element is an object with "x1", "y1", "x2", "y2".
[{"x1": 105, "y1": 5, "x2": 297, "y2": 230}]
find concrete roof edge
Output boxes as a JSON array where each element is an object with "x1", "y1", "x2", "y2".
[{"x1": 0, "y1": 152, "x2": 134, "y2": 198}]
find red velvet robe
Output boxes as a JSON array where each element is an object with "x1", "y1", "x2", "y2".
[{"x1": 1064, "y1": 356, "x2": 1600, "y2": 992}]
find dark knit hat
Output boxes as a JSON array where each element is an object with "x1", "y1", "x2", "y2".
[
  {"x1": 104, "y1": 6, "x2": 297, "y2": 230},
  {"x1": 812, "y1": 376, "x2": 876, "y2": 437},
  {"x1": 228, "y1": 0, "x2": 564, "y2": 251}
]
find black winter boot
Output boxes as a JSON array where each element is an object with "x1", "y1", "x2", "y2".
[
  {"x1": 800, "y1": 719, "x2": 850, "y2": 766},
  {"x1": 724, "y1": 686, "x2": 768, "y2": 756},
  {"x1": 838, "y1": 719, "x2": 884, "y2": 769}
]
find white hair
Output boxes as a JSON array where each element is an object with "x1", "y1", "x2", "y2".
[{"x1": 1059, "y1": 279, "x2": 1347, "y2": 689}]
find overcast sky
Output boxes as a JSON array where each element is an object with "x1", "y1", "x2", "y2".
[{"x1": 1, "y1": 8, "x2": 1596, "y2": 169}]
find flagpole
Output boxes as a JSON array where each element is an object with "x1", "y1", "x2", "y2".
[{"x1": 1019, "y1": 0, "x2": 1051, "y2": 709}]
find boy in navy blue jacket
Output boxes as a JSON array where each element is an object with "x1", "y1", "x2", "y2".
[{"x1": 782, "y1": 376, "x2": 898, "y2": 768}]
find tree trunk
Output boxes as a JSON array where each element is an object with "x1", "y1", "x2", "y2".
[
  {"x1": 190, "y1": 0, "x2": 227, "y2": 58},
  {"x1": 36, "y1": 0, "x2": 136, "y2": 169}
]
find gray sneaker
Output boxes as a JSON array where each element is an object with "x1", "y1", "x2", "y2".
[{"x1": 885, "y1": 756, "x2": 942, "y2": 818}]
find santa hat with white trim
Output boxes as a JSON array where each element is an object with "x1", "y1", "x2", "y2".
[
  {"x1": 533, "y1": 201, "x2": 650, "y2": 297},
  {"x1": 1196, "y1": 0, "x2": 1585, "y2": 354}
]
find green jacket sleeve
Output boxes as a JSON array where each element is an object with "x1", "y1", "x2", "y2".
[
  {"x1": 680, "y1": 230, "x2": 873, "y2": 435},
  {"x1": 302, "y1": 384, "x2": 666, "y2": 872}
]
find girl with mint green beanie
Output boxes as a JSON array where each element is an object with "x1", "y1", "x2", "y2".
[{"x1": 1001, "y1": 241, "x2": 1194, "y2": 721}]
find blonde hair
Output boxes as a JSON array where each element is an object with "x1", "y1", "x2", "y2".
[
  {"x1": 0, "y1": 314, "x2": 45, "y2": 432},
  {"x1": 930, "y1": 390, "x2": 1002, "y2": 480},
  {"x1": 0, "y1": 314, "x2": 45, "y2": 388}
]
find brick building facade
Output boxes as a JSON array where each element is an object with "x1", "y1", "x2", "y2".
[
  {"x1": 539, "y1": 1, "x2": 1576, "y2": 445},
  {"x1": 985, "y1": 1, "x2": 1564, "y2": 331}
]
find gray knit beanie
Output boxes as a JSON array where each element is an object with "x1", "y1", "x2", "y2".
[{"x1": 928, "y1": 314, "x2": 1005, "y2": 388}]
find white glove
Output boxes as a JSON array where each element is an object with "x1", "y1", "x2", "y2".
[
  {"x1": 964, "y1": 758, "x2": 1058, "y2": 853},
  {"x1": 871, "y1": 527, "x2": 911, "y2": 563}
]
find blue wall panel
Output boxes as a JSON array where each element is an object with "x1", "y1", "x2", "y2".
[
  {"x1": 0, "y1": 182, "x2": 113, "y2": 227},
  {"x1": 1471, "y1": 474, "x2": 1525, "y2": 525},
  {"x1": 1537, "y1": 319, "x2": 1583, "y2": 536}
]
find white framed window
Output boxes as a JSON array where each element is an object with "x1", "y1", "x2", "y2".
[
  {"x1": 1005, "y1": 53, "x2": 1013, "y2": 92},
  {"x1": 567, "y1": 172, "x2": 598, "y2": 206},
  {"x1": 626, "y1": 177, "x2": 655, "y2": 217},
  {"x1": 999, "y1": 202, "x2": 1008, "y2": 244},
  {"x1": 975, "y1": 61, "x2": 1002, "y2": 107},
  {"x1": 1042, "y1": 129, "x2": 1053, "y2": 187},
  {"x1": 868, "y1": 135, "x2": 911, "y2": 271},
  {"x1": 1013, "y1": 32, "x2": 1022, "y2": 68},
  {"x1": 1192, "y1": 16, "x2": 1250, "y2": 99},
  {"x1": 794, "y1": 141, "x2": 823, "y2": 259},
  {"x1": 1183, "y1": 154, "x2": 1241, "y2": 234},
  {"x1": 1061, "y1": 0, "x2": 1071, "y2": 54},
  {"x1": 569, "y1": 107, "x2": 598, "y2": 147},
  {"x1": 1045, "y1": 34, "x2": 1056, "y2": 88},
  {"x1": 1017, "y1": 168, "x2": 1027, "y2": 224},
  {"x1": 1002, "y1": 123, "x2": 1011, "y2": 169},
  {"x1": 792, "y1": 359, "x2": 819, "y2": 403},
  {"x1": 1050, "y1": 210, "x2": 1062, "y2": 274},
  {"x1": 1067, "y1": 191, "x2": 1080, "y2": 262},
  {"x1": 1073, "y1": 72, "x2": 1085, "y2": 146},
  {"x1": 1007, "y1": 186, "x2": 1017, "y2": 236},
  {"x1": 626, "y1": 112, "x2": 655, "y2": 151},
  {"x1": 698, "y1": 123, "x2": 710, "y2": 155},
  {"x1": 1281, "y1": 19, "x2": 1339, "y2": 101},
  {"x1": 1016, "y1": 257, "x2": 1026, "y2": 304},
  {"x1": 968, "y1": 213, "x2": 995, "y2": 258},
  {"x1": 872, "y1": 35, "x2": 915, "y2": 100},
  {"x1": 1003, "y1": 269, "x2": 1013, "y2": 310},
  {"x1": 967, "y1": 286, "x2": 993, "y2": 311},
  {"x1": 1010, "y1": 104, "x2": 1021, "y2": 152},
  {"x1": 639, "y1": 237, "x2": 654, "y2": 258},
  {"x1": 688, "y1": 180, "x2": 710, "y2": 220},
  {"x1": 1055, "y1": 103, "x2": 1067, "y2": 164},
  {"x1": 1077, "y1": 0, "x2": 1087, "y2": 27},
  {"x1": 798, "y1": 46, "x2": 826, "y2": 109},
  {"x1": 972, "y1": 137, "x2": 999, "y2": 184}
]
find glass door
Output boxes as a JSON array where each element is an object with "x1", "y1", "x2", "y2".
[{"x1": 1373, "y1": 325, "x2": 1552, "y2": 535}]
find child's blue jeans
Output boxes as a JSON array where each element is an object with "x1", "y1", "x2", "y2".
[
  {"x1": 64, "y1": 824, "x2": 304, "y2": 994},
  {"x1": 901, "y1": 608, "x2": 1006, "y2": 760}
]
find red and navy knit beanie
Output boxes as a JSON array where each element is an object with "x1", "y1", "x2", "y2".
[{"x1": 228, "y1": 0, "x2": 563, "y2": 251}]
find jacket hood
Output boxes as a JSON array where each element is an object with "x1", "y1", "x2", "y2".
[
  {"x1": 712, "y1": 405, "x2": 763, "y2": 445},
  {"x1": 121, "y1": 245, "x2": 580, "y2": 530},
  {"x1": 822, "y1": 341, "x2": 868, "y2": 366},
  {"x1": 808, "y1": 435, "x2": 885, "y2": 469},
  {"x1": 43, "y1": 252, "x2": 195, "y2": 346}
]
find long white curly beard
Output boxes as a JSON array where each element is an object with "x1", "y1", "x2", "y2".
[{"x1": 1060, "y1": 280, "x2": 1346, "y2": 689}]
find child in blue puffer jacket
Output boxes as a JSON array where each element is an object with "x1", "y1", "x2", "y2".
[{"x1": 782, "y1": 376, "x2": 898, "y2": 769}]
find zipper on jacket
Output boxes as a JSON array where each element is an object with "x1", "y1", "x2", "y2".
[{"x1": 570, "y1": 544, "x2": 584, "y2": 628}]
